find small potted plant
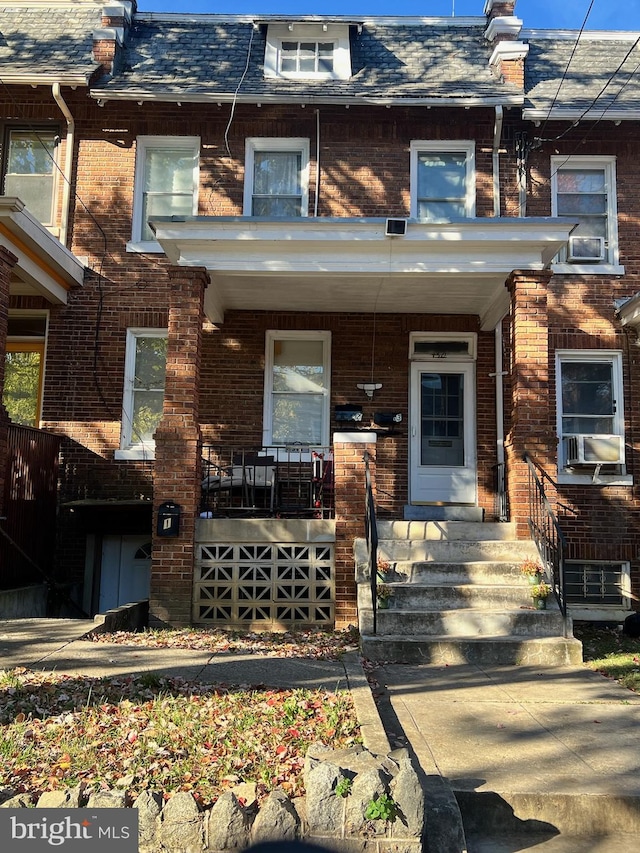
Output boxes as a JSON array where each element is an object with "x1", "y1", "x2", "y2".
[
  {"x1": 521, "y1": 557, "x2": 543, "y2": 585},
  {"x1": 376, "y1": 583, "x2": 393, "y2": 609},
  {"x1": 377, "y1": 558, "x2": 392, "y2": 582},
  {"x1": 531, "y1": 580, "x2": 551, "y2": 610}
]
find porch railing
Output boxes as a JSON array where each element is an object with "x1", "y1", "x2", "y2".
[
  {"x1": 200, "y1": 444, "x2": 334, "y2": 518},
  {"x1": 523, "y1": 452, "x2": 567, "y2": 619},
  {"x1": 0, "y1": 424, "x2": 60, "y2": 590},
  {"x1": 364, "y1": 450, "x2": 379, "y2": 635}
]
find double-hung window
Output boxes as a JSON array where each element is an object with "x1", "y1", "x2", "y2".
[
  {"x1": 263, "y1": 331, "x2": 330, "y2": 447},
  {"x1": 556, "y1": 351, "x2": 625, "y2": 474},
  {"x1": 410, "y1": 141, "x2": 475, "y2": 221},
  {"x1": 244, "y1": 138, "x2": 309, "y2": 217},
  {"x1": 117, "y1": 329, "x2": 167, "y2": 459},
  {"x1": 129, "y1": 136, "x2": 199, "y2": 251},
  {"x1": 551, "y1": 155, "x2": 621, "y2": 271},
  {"x1": 3, "y1": 129, "x2": 58, "y2": 226}
]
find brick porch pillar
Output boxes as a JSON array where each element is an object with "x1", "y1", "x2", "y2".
[
  {"x1": 150, "y1": 266, "x2": 208, "y2": 626},
  {"x1": 0, "y1": 247, "x2": 18, "y2": 515},
  {"x1": 333, "y1": 432, "x2": 377, "y2": 628},
  {"x1": 504, "y1": 269, "x2": 556, "y2": 538}
]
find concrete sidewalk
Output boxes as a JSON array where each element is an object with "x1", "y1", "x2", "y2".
[{"x1": 372, "y1": 660, "x2": 640, "y2": 851}]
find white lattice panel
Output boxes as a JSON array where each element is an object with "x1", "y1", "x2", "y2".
[{"x1": 194, "y1": 542, "x2": 334, "y2": 627}]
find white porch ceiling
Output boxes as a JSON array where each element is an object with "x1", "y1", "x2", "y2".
[{"x1": 151, "y1": 216, "x2": 576, "y2": 331}]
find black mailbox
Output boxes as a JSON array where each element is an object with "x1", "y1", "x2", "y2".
[
  {"x1": 157, "y1": 501, "x2": 181, "y2": 537},
  {"x1": 335, "y1": 404, "x2": 363, "y2": 422},
  {"x1": 374, "y1": 412, "x2": 403, "y2": 426}
]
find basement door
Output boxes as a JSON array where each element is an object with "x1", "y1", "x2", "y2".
[
  {"x1": 98, "y1": 535, "x2": 151, "y2": 613},
  {"x1": 410, "y1": 360, "x2": 477, "y2": 504}
]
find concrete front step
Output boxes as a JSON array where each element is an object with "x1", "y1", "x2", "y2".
[
  {"x1": 376, "y1": 538, "x2": 539, "y2": 564},
  {"x1": 403, "y1": 560, "x2": 540, "y2": 584},
  {"x1": 384, "y1": 583, "x2": 546, "y2": 610},
  {"x1": 372, "y1": 607, "x2": 565, "y2": 637},
  {"x1": 378, "y1": 520, "x2": 520, "y2": 542},
  {"x1": 403, "y1": 505, "x2": 485, "y2": 522},
  {"x1": 360, "y1": 635, "x2": 582, "y2": 665},
  {"x1": 453, "y1": 788, "x2": 640, "y2": 853}
]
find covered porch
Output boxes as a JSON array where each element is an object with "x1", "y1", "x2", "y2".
[{"x1": 148, "y1": 215, "x2": 573, "y2": 628}]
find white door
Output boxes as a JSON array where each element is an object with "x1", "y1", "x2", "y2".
[
  {"x1": 410, "y1": 361, "x2": 477, "y2": 504},
  {"x1": 99, "y1": 535, "x2": 152, "y2": 613}
]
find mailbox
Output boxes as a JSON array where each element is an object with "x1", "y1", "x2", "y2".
[
  {"x1": 157, "y1": 501, "x2": 181, "y2": 537},
  {"x1": 374, "y1": 412, "x2": 403, "y2": 426},
  {"x1": 335, "y1": 404, "x2": 363, "y2": 422}
]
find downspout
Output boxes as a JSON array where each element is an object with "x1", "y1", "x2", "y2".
[
  {"x1": 314, "y1": 108, "x2": 320, "y2": 217},
  {"x1": 52, "y1": 83, "x2": 74, "y2": 247},
  {"x1": 492, "y1": 105, "x2": 503, "y2": 218},
  {"x1": 492, "y1": 105, "x2": 507, "y2": 516}
]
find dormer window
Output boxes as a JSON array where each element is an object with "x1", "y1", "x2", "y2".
[{"x1": 264, "y1": 23, "x2": 351, "y2": 81}]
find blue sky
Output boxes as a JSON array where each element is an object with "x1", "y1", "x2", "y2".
[{"x1": 137, "y1": 0, "x2": 640, "y2": 31}]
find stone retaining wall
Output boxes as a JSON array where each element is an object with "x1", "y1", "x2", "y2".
[{"x1": 0, "y1": 745, "x2": 424, "y2": 852}]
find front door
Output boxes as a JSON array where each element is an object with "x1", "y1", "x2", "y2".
[{"x1": 410, "y1": 361, "x2": 477, "y2": 504}]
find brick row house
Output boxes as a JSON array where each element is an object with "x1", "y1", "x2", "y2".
[{"x1": 0, "y1": 0, "x2": 639, "y2": 632}]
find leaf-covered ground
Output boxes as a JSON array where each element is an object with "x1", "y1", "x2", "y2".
[
  {"x1": 88, "y1": 626, "x2": 360, "y2": 660},
  {"x1": 0, "y1": 668, "x2": 361, "y2": 807}
]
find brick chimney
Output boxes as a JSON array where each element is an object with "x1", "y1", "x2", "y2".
[
  {"x1": 92, "y1": 2, "x2": 133, "y2": 77},
  {"x1": 484, "y1": 0, "x2": 528, "y2": 88}
]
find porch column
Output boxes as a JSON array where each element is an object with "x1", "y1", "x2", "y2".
[
  {"x1": 504, "y1": 269, "x2": 556, "y2": 538},
  {"x1": 151, "y1": 266, "x2": 208, "y2": 626},
  {"x1": 0, "y1": 247, "x2": 18, "y2": 516},
  {"x1": 333, "y1": 432, "x2": 377, "y2": 627}
]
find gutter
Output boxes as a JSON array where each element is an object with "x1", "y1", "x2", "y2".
[
  {"x1": 52, "y1": 83, "x2": 74, "y2": 248},
  {"x1": 91, "y1": 90, "x2": 525, "y2": 108}
]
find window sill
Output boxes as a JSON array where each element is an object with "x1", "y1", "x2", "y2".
[
  {"x1": 557, "y1": 471, "x2": 633, "y2": 486},
  {"x1": 115, "y1": 447, "x2": 156, "y2": 461},
  {"x1": 551, "y1": 262, "x2": 625, "y2": 276},
  {"x1": 126, "y1": 240, "x2": 164, "y2": 254}
]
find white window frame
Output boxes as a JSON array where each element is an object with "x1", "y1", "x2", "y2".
[
  {"x1": 127, "y1": 136, "x2": 199, "y2": 254},
  {"x1": 262, "y1": 330, "x2": 331, "y2": 449},
  {"x1": 243, "y1": 138, "x2": 310, "y2": 217},
  {"x1": 555, "y1": 350, "x2": 631, "y2": 485},
  {"x1": 551, "y1": 155, "x2": 624, "y2": 275},
  {"x1": 264, "y1": 23, "x2": 351, "y2": 81},
  {"x1": 410, "y1": 141, "x2": 476, "y2": 220},
  {"x1": 4, "y1": 128, "x2": 59, "y2": 230},
  {"x1": 116, "y1": 328, "x2": 167, "y2": 461}
]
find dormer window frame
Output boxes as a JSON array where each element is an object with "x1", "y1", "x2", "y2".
[{"x1": 264, "y1": 23, "x2": 352, "y2": 81}]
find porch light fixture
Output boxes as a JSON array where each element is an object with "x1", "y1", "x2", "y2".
[{"x1": 357, "y1": 382, "x2": 383, "y2": 398}]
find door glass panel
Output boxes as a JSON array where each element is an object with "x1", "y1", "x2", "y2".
[{"x1": 420, "y1": 372, "x2": 464, "y2": 466}]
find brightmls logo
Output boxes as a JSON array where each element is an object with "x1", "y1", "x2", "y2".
[{"x1": 0, "y1": 809, "x2": 138, "y2": 851}]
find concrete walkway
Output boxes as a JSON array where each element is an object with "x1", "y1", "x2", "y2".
[{"x1": 372, "y1": 661, "x2": 640, "y2": 851}]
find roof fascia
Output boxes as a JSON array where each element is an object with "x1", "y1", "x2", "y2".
[
  {"x1": 522, "y1": 28, "x2": 640, "y2": 40},
  {"x1": 135, "y1": 13, "x2": 487, "y2": 27},
  {"x1": 524, "y1": 108, "x2": 640, "y2": 122},
  {"x1": 0, "y1": 73, "x2": 94, "y2": 87}
]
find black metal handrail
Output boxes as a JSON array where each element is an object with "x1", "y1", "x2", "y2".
[
  {"x1": 523, "y1": 452, "x2": 567, "y2": 618},
  {"x1": 364, "y1": 450, "x2": 379, "y2": 635}
]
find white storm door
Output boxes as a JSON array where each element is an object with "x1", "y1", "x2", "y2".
[{"x1": 410, "y1": 361, "x2": 477, "y2": 504}]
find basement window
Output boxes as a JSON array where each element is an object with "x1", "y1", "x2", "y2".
[{"x1": 564, "y1": 561, "x2": 631, "y2": 608}]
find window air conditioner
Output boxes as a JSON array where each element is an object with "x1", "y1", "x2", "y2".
[
  {"x1": 567, "y1": 235, "x2": 605, "y2": 263},
  {"x1": 565, "y1": 434, "x2": 624, "y2": 466}
]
